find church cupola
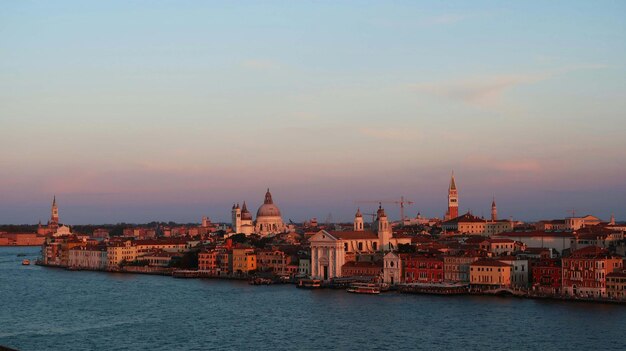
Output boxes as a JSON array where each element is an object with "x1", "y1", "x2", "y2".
[{"x1": 354, "y1": 208, "x2": 364, "y2": 231}]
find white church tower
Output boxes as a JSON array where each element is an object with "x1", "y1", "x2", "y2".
[
  {"x1": 374, "y1": 205, "x2": 392, "y2": 251},
  {"x1": 231, "y1": 203, "x2": 241, "y2": 233},
  {"x1": 354, "y1": 208, "x2": 364, "y2": 231}
]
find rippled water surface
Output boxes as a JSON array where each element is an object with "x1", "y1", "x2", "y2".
[{"x1": 1, "y1": 246, "x2": 625, "y2": 350}]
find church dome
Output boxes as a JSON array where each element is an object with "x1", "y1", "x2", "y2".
[{"x1": 256, "y1": 189, "x2": 282, "y2": 217}]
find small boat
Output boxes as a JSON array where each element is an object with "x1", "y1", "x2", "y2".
[
  {"x1": 249, "y1": 277, "x2": 273, "y2": 285},
  {"x1": 22, "y1": 259, "x2": 31, "y2": 265},
  {"x1": 297, "y1": 279, "x2": 322, "y2": 289},
  {"x1": 347, "y1": 283, "x2": 380, "y2": 295}
]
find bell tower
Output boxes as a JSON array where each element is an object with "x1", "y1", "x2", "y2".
[
  {"x1": 446, "y1": 171, "x2": 458, "y2": 220},
  {"x1": 491, "y1": 197, "x2": 498, "y2": 221},
  {"x1": 50, "y1": 195, "x2": 59, "y2": 228},
  {"x1": 231, "y1": 203, "x2": 241, "y2": 233},
  {"x1": 354, "y1": 208, "x2": 364, "y2": 231},
  {"x1": 375, "y1": 205, "x2": 392, "y2": 251}
]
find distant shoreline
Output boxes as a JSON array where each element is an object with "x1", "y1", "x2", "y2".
[{"x1": 32, "y1": 262, "x2": 626, "y2": 306}]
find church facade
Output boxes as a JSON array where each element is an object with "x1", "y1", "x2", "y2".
[{"x1": 309, "y1": 206, "x2": 411, "y2": 281}]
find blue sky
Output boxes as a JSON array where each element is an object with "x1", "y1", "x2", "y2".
[{"x1": 1, "y1": 1, "x2": 625, "y2": 224}]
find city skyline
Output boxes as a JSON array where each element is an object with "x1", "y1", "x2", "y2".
[{"x1": 2, "y1": 1, "x2": 625, "y2": 223}]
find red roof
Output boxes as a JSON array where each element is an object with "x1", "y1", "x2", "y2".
[
  {"x1": 569, "y1": 246, "x2": 610, "y2": 258},
  {"x1": 471, "y1": 259, "x2": 511, "y2": 267},
  {"x1": 329, "y1": 231, "x2": 378, "y2": 240},
  {"x1": 495, "y1": 231, "x2": 574, "y2": 238}
]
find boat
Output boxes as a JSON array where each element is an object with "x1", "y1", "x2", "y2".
[
  {"x1": 297, "y1": 279, "x2": 323, "y2": 289},
  {"x1": 249, "y1": 277, "x2": 273, "y2": 285},
  {"x1": 22, "y1": 259, "x2": 31, "y2": 265},
  {"x1": 347, "y1": 283, "x2": 381, "y2": 295}
]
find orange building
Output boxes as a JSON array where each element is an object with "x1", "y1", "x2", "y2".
[{"x1": 470, "y1": 259, "x2": 512, "y2": 289}]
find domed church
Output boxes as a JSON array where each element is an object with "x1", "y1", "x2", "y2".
[{"x1": 231, "y1": 189, "x2": 286, "y2": 236}]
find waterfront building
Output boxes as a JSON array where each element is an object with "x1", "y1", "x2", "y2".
[
  {"x1": 0, "y1": 232, "x2": 46, "y2": 246},
  {"x1": 298, "y1": 257, "x2": 310, "y2": 277},
  {"x1": 68, "y1": 244, "x2": 107, "y2": 270},
  {"x1": 444, "y1": 172, "x2": 458, "y2": 221},
  {"x1": 562, "y1": 246, "x2": 623, "y2": 298},
  {"x1": 497, "y1": 256, "x2": 529, "y2": 288},
  {"x1": 532, "y1": 259, "x2": 562, "y2": 295},
  {"x1": 198, "y1": 249, "x2": 220, "y2": 275},
  {"x1": 383, "y1": 252, "x2": 402, "y2": 285},
  {"x1": 232, "y1": 247, "x2": 256, "y2": 275},
  {"x1": 493, "y1": 231, "x2": 574, "y2": 255},
  {"x1": 341, "y1": 261, "x2": 383, "y2": 278},
  {"x1": 606, "y1": 271, "x2": 626, "y2": 300},
  {"x1": 218, "y1": 251, "x2": 231, "y2": 275},
  {"x1": 142, "y1": 251, "x2": 179, "y2": 267},
  {"x1": 107, "y1": 240, "x2": 138, "y2": 269},
  {"x1": 309, "y1": 206, "x2": 411, "y2": 281},
  {"x1": 257, "y1": 249, "x2": 291, "y2": 275},
  {"x1": 402, "y1": 254, "x2": 444, "y2": 284},
  {"x1": 470, "y1": 260, "x2": 512, "y2": 289},
  {"x1": 444, "y1": 255, "x2": 481, "y2": 283},
  {"x1": 135, "y1": 238, "x2": 188, "y2": 255}
]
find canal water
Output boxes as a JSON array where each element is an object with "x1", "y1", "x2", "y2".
[{"x1": 1, "y1": 246, "x2": 625, "y2": 351}]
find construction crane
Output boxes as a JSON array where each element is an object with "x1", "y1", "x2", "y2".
[
  {"x1": 362, "y1": 213, "x2": 378, "y2": 223},
  {"x1": 355, "y1": 196, "x2": 415, "y2": 223}
]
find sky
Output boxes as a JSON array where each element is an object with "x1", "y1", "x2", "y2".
[{"x1": 1, "y1": 1, "x2": 625, "y2": 224}]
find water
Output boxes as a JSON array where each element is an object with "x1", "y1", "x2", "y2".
[{"x1": 1, "y1": 246, "x2": 625, "y2": 351}]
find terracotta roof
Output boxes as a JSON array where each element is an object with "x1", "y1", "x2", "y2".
[
  {"x1": 495, "y1": 231, "x2": 574, "y2": 238},
  {"x1": 329, "y1": 231, "x2": 378, "y2": 240},
  {"x1": 471, "y1": 259, "x2": 511, "y2": 267},
  {"x1": 569, "y1": 246, "x2": 610, "y2": 258},
  {"x1": 135, "y1": 238, "x2": 188, "y2": 245},
  {"x1": 482, "y1": 238, "x2": 515, "y2": 244},
  {"x1": 444, "y1": 212, "x2": 486, "y2": 224}
]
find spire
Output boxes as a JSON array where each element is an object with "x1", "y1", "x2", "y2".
[
  {"x1": 492, "y1": 197, "x2": 496, "y2": 208},
  {"x1": 242, "y1": 201, "x2": 248, "y2": 213},
  {"x1": 610, "y1": 213, "x2": 615, "y2": 225},
  {"x1": 264, "y1": 189, "x2": 273, "y2": 204},
  {"x1": 52, "y1": 195, "x2": 57, "y2": 207},
  {"x1": 449, "y1": 171, "x2": 456, "y2": 190},
  {"x1": 355, "y1": 208, "x2": 362, "y2": 218}
]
